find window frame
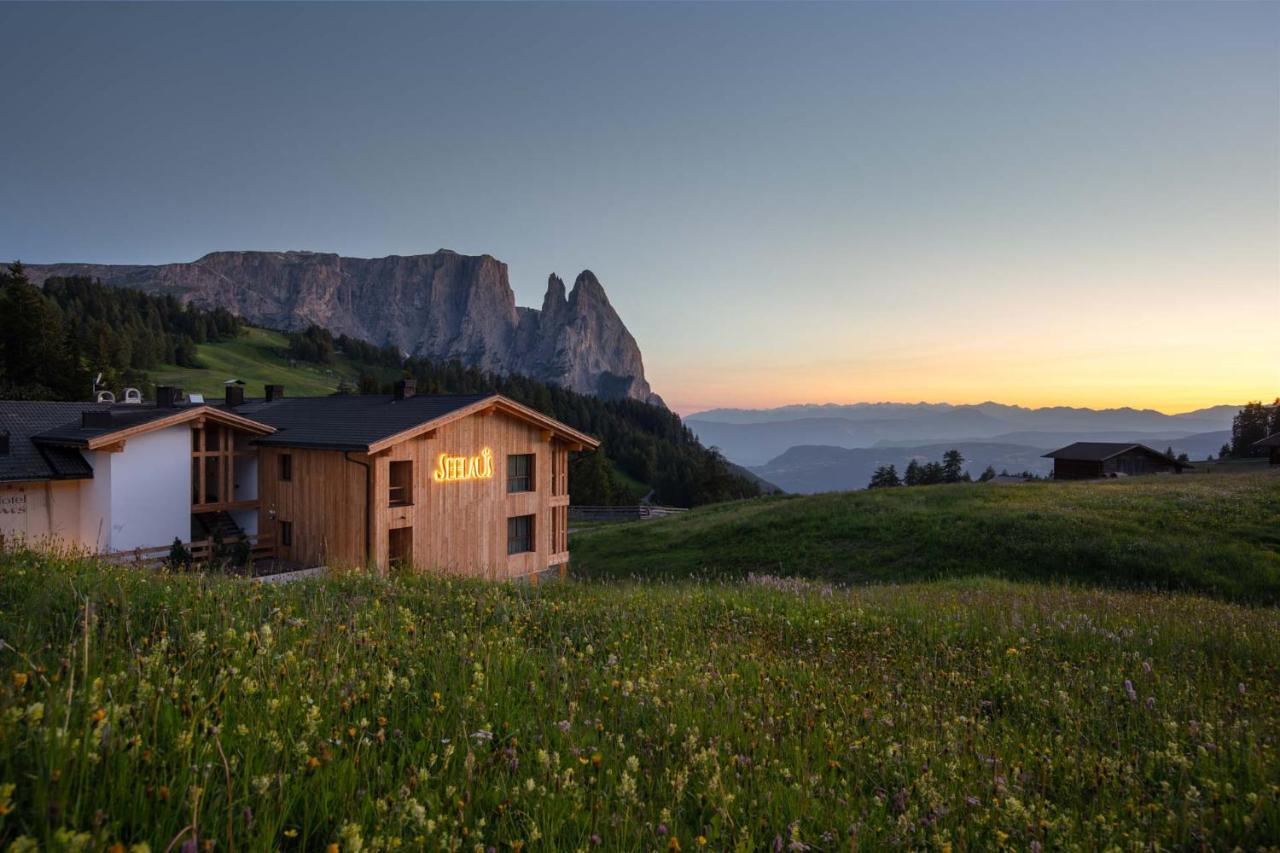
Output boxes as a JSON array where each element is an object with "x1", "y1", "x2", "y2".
[
  {"x1": 507, "y1": 514, "x2": 535, "y2": 555},
  {"x1": 388, "y1": 460, "x2": 414, "y2": 507},
  {"x1": 279, "y1": 453, "x2": 293, "y2": 482},
  {"x1": 280, "y1": 520, "x2": 293, "y2": 548},
  {"x1": 507, "y1": 453, "x2": 535, "y2": 493}
]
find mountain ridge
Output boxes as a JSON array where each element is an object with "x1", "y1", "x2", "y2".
[
  {"x1": 687, "y1": 401, "x2": 1239, "y2": 467},
  {"x1": 23, "y1": 250, "x2": 663, "y2": 407}
]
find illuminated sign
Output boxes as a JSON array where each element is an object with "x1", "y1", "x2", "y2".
[{"x1": 433, "y1": 448, "x2": 494, "y2": 483}]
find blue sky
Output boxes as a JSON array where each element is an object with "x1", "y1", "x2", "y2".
[{"x1": 2, "y1": 2, "x2": 1276, "y2": 413}]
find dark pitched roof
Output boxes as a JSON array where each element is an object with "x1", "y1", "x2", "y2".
[
  {"x1": 0, "y1": 402, "x2": 96, "y2": 482},
  {"x1": 233, "y1": 394, "x2": 495, "y2": 450},
  {"x1": 1255, "y1": 432, "x2": 1280, "y2": 448},
  {"x1": 32, "y1": 405, "x2": 193, "y2": 447},
  {"x1": 1042, "y1": 441, "x2": 1193, "y2": 468}
]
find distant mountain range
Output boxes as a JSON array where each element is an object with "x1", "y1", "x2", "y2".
[
  {"x1": 684, "y1": 401, "x2": 1238, "y2": 492},
  {"x1": 24, "y1": 250, "x2": 662, "y2": 406}
]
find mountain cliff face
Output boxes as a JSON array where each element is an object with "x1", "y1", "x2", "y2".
[{"x1": 25, "y1": 251, "x2": 662, "y2": 405}]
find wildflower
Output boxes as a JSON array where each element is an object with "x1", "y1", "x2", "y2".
[
  {"x1": 697, "y1": 837, "x2": 708, "y2": 847},
  {"x1": 11, "y1": 672, "x2": 27, "y2": 689},
  {"x1": 590, "y1": 834, "x2": 602, "y2": 846},
  {"x1": 283, "y1": 829, "x2": 298, "y2": 838},
  {"x1": 1124, "y1": 680, "x2": 1138, "y2": 702},
  {"x1": 668, "y1": 838, "x2": 681, "y2": 852},
  {"x1": 0, "y1": 783, "x2": 14, "y2": 816},
  {"x1": 557, "y1": 720, "x2": 571, "y2": 733},
  {"x1": 657, "y1": 824, "x2": 668, "y2": 836}
]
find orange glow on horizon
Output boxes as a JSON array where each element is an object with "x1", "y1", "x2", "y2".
[{"x1": 655, "y1": 339, "x2": 1279, "y2": 417}]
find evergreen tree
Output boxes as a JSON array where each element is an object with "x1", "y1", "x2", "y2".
[
  {"x1": 903, "y1": 459, "x2": 921, "y2": 487},
  {"x1": 920, "y1": 461, "x2": 945, "y2": 485},
  {"x1": 868, "y1": 464, "x2": 901, "y2": 488},
  {"x1": 978, "y1": 465, "x2": 997, "y2": 482},
  {"x1": 1230, "y1": 401, "x2": 1272, "y2": 457},
  {"x1": 941, "y1": 449, "x2": 965, "y2": 483}
]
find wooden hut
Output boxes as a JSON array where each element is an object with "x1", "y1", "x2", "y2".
[{"x1": 1042, "y1": 442, "x2": 1193, "y2": 480}]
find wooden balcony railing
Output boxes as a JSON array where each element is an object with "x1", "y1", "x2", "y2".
[{"x1": 103, "y1": 533, "x2": 276, "y2": 569}]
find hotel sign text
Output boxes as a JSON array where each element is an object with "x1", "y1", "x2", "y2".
[{"x1": 433, "y1": 448, "x2": 494, "y2": 483}]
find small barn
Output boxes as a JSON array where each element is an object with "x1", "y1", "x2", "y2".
[
  {"x1": 1042, "y1": 442, "x2": 1193, "y2": 480},
  {"x1": 1254, "y1": 433, "x2": 1280, "y2": 466}
]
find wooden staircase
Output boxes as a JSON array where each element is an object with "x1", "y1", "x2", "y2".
[{"x1": 195, "y1": 511, "x2": 244, "y2": 542}]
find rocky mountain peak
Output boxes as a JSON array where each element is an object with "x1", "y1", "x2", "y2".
[
  {"x1": 23, "y1": 250, "x2": 663, "y2": 407},
  {"x1": 569, "y1": 269, "x2": 610, "y2": 306},
  {"x1": 542, "y1": 274, "x2": 568, "y2": 315}
]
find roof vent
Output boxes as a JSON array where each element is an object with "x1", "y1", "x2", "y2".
[
  {"x1": 394, "y1": 379, "x2": 416, "y2": 401},
  {"x1": 96, "y1": 390, "x2": 116, "y2": 403},
  {"x1": 155, "y1": 386, "x2": 182, "y2": 408},
  {"x1": 265, "y1": 384, "x2": 285, "y2": 402},
  {"x1": 0, "y1": 430, "x2": 9, "y2": 456},
  {"x1": 188, "y1": 393, "x2": 205, "y2": 404},
  {"x1": 82, "y1": 410, "x2": 114, "y2": 429},
  {"x1": 225, "y1": 384, "x2": 245, "y2": 407},
  {"x1": 122, "y1": 388, "x2": 142, "y2": 405}
]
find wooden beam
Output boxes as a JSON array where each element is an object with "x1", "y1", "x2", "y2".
[
  {"x1": 98, "y1": 441, "x2": 126, "y2": 453},
  {"x1": 540, "y1": 429, "x2": 553, "y2": 443}
]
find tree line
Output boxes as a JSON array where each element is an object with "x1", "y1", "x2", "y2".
[
  {"x1": 868, "y1": 450, "x2": 1049, "y2": 489},
  {"x1": 0, "y1": 265, "x2": 242, "y2": 400},
  {"x1": 1219, "y1": 399, "x2": 1280, "y2": 459}
]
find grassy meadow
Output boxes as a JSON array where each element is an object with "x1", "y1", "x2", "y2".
[
  {"x1": 572, "y1": 471, "x2": 1280, "y2": 604},
  {"x1": 1, "y1": 550, "x2": 1279, "y2": 850},
  {"x1": 148, "y1": 327, "x2": 397, "y2": 399}
]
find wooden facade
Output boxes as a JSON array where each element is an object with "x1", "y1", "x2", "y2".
[{"x1": 257, "y1": 405, "x2": 579, "y2": 578}]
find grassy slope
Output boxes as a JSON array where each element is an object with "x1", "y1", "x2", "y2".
[
  {"x1": 0, "y1": 552, "x2": 1276, "y2": 849},
  {"x1": 148, "y1": 327, "x2": 397, "y2": 398},
  {"x1": 572, "y1": 470, "x2": 1280, "y2": 602}
]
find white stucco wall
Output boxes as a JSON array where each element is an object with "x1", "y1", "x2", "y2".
[
  {"x1": 102, "y1": 424, "x2": 192, "y2": 552},
  {"x1": 79, "y1": 451, "x2": 113, "y2": 552}
]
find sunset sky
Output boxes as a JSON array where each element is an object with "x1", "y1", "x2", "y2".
[{"x1": 1, "y1": 2, "x2": 1275, "y2": 415}]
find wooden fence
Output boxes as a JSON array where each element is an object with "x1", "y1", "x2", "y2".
[
  {"x1": 103, "y1": 533, "x2": 276, "y2": 569},
  {"x1": 568, "y1": 505, "x2": 688, "y2": 522}
]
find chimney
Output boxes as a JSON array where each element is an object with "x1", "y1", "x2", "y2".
[
  {"x1": 155, "y1": 386, "x2": 182, "y2": 408},
  {"x1": 393, "y1": 379, "x2": 416, "y2": 401},
  {"x1": 225, "y1": 384, "x2": 245, "y2": 407},
  {"x1": 0, "y1": 430, "x2": 8, "y2": 455},
  {"x1": 265, "y1": 384, "x2": 285, "y2": 402},
  {"x1": 82, "y1": 410, "x2": 114, "y2": 428}
]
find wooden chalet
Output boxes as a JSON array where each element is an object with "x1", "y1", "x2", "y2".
[
  {"x1": 0, "y1": 381, "x2": 599, "y2": 579},
  {"x1": 1042, "y1": 442, "x2": 1193, "y2": 480},
  {"x1": 1254, "y1": 433, "x2": 1280, "y2": 466}
]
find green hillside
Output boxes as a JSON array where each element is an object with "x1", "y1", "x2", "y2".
[
  {"x1": 572, "y1": 470, "x2": 1280, "y2": 602},
  {"x1": 1, "y1": 550, "x2": 1277, "y2": 849},
  {"x1": 149, "y1": 326, "x2": 396, "y2": 398}
]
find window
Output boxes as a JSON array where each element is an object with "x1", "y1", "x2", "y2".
[
  {"x1": 279, "y1": 453, "x2": 293, "y2": 482},
  {"x1": 389, "y1": 460, "x2": 413, "y2": 506},
  {"x1": 507, "y1": 454, "x2": 535, "y2": 493},
  {"x1": 280, "y1": 520, "x2": 293, "y2": 548},
  {"x1": 507, "y1": 514, "x2": 535, "y2": 554}
]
